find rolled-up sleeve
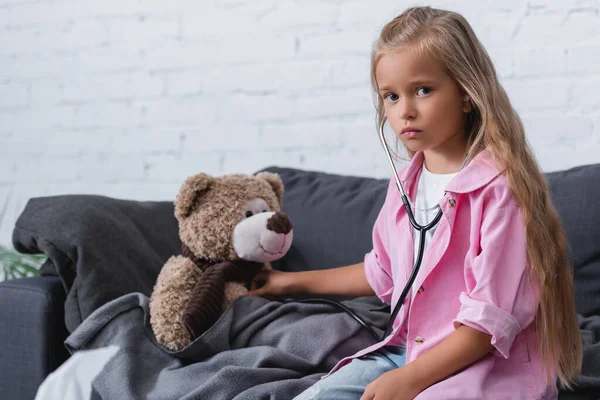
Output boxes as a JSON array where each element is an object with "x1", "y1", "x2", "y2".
[
  {"x1": 364, "y1": 180, "x2": 395, "y2": 304},
  {"x1": 452, "y1": 205, "x2": 539, "y2": 359}
]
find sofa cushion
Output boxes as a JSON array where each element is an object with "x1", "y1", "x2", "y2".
[
  {"x1": 546, "y1": 164, "x2": 600, "y2": 316},
  {"x1": 260, "y1": 167, "x2": 387, "y2": 276}
]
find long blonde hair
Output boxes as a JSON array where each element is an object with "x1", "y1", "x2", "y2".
[{"x1": 370, "y1": 6, "x2": 582, "y2": 389}]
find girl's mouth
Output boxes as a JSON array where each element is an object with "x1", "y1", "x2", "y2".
[{"x1": 402, "y1": 130, "x2": 422, "y2": 138}]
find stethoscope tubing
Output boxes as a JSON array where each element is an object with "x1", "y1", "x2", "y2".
[{"x1": 377, "y1": 116, "x2": 445, "y2": 338}]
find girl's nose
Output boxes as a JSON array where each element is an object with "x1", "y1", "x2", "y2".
[{"x1": 398, "y1": 99, "x2": 416, "y2": 121}]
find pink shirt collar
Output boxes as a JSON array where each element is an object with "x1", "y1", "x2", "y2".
[{"x1": 397, "y1": 149, "x2": 505, "y2": 194}]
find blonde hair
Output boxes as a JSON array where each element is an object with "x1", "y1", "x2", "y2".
[{"x1": 370, "y1": 6, "x2": 582, "y2": 390}]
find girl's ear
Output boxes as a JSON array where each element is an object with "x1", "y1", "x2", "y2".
[
  {"x1": 255, "y1": 172, "x2": 284, "y2": 206},
  {"x1": 463, "y1": 96, "x2": 472, "y2": 113},
  {"x1": 175, "y1": 173, "x2": 213, "y2": 220}
]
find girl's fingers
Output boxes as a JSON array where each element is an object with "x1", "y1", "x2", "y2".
[{"x1": 250, "y1": 272, "x2": 267, "y2": 291}]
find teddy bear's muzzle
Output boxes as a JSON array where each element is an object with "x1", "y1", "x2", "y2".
[{"x1": 232, "y1": 211, "x2": 294, "y2": 263}]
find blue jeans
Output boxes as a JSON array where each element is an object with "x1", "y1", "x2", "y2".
[{"x1": 293, "y1": 346, "x2": 407, "y2": 400}]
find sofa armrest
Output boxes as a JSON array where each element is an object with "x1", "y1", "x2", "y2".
[{"x1": 0, "y1": 276, "x2": 70, "y2": 400}]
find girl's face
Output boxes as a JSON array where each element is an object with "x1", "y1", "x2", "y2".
[{"x1": 375, "y1": 46, "x2": 471, "y2": 158}]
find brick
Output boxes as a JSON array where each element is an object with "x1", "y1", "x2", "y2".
[
  {"x1": 328, "y1": 58, "x2": 370, "y2": 87},
  {"x1": 15, "y1": 156, "x2": 79, "y2": 182},
  {"x1": 0, "y1": 158, "x2": 17, "y2": 183},
  {"x1": 145, "y1": 35, "x2": 295, "y2": 70},
  {"x1": 183, "y1": 123, "x2": 261, "y2": 152},
  {"x1": 338, "y1": 1, "x2": 405, "y2": 30},
  {"x1": 289, "y1": 87, "x2": 373, "y2": 119},
  {"x1": 472, "y1": 13, "x2": 519, "y2": 48},
  {"x1": 561, "y1": 10, "x2": 600, "y2": 46},
  {"x1": 71, "y1": 103, "x2": 143, "y2": 128},
  {"x1": 29, "y1": 79, "x2": 63, "y2": 107},
  {"x1": 181, "y1": 8, "x2": 261, "y2": 40},
  {"x1": 257, "y1": 2, "x2": 337, "y2": 31},
  {"x1": 0, "y1": 81, "x2": 28, "y2": 109},
  {"x1": 0, "y1": 53, "x2": 78, "y2": 80},
  {"x1": 504, "y1": 79, "x2": 570, "y2": 111},
  {"x1": 105, "y1": 16, "x2": 179, "y2": 42},
  {"x1": 62, "y1": 72, "x2": 165, "y2": 103},
  {"x1": 298, "y1": 30, "x2": 375, "y2": 58},
  {"x1": 140, "y1": 98, "x2": 219, "y2": 127},
  {"x1": 301, "y1": 147, "x2": 379, "y2": 177},
  {"x1": 77, "y1": 154, "x2": 145, "y2": 182},
  {"x1": 435, "y1": 0, "x2": 525, "y2": 13},
  {"x1": 571, "y1": 80, "x2": 600, "y2": 108},
  {"x1": 167, "y1": 61, "x2": 332, "y2": 96},
  {"x1": 0, "y1": 20, "x2": 109, "y2": 55},
  {"x1": 514, "y1": 14, "x2": 579, "y2": 48},
  {"x1": 0, "y1": 107, "x2": 75, "y2": 131},
  {"x1": 514, "y1": 47, "x2": 566, "y2": 77},
  {"x1": 141, "y1": 41, "x2": 214, "y2": 70},
  {"x1": 221, "y1": 150, "x2": 303, "y2": 175},
  {"x1": 144, "y1": 153, "x2": 221, "y2": 182},
  {"x1": 44, "y1": 129, "x2": 114, "y2": 155},
  {"x1": 75, "y1": 44, "x2": 144, "y2": 74},
  {"x1": 111, "y1": 128, "x2": 183, "y2": 154},
  {"x1": 488, "y1": 47, "x2": 514, "y2": 78},
  {"x1": 261, "y1": 120, "x2": 343, "y2": 149},
  {"x1": 522, "y1": 114, "x2": 594, "y2": 150},
  {"x1": 567, "y1": 45, "x2": 600, "y2": 74},
  {"x1": 216, "y1": 92, "x2": 294, "y2": 122},
  {"x1": 0, "y1": 130, "x2": 52, "y2": 155},
  {"x1": 337, "y1": 117, "x2": 391, "y2": 153}
]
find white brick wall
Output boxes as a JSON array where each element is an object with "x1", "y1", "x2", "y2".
[{"x1": 0, "y1": 0, "x2": 599, "y2": 247}]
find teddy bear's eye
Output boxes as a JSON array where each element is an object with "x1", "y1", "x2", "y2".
[
  {"x1": 245, "y1": 211, "x2": 253, "y2": 218},
  {"x1": 262, "y1": 209, "x2": 267, "y2": 213}
]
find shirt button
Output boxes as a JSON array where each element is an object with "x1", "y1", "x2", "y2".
[
  {"x1": 448, "y1": 198, "x2": 456, "y2": 207},
  {"x1": 417, "y1": 286, "x2": 424, "y2": 294},
  {"x1": 415, "y1": 336, "x2": 424, "y2": 344}
]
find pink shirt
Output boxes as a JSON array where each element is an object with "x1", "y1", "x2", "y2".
[{"x1": 324, "y1": 149, "x2": 558, "y2": 399}]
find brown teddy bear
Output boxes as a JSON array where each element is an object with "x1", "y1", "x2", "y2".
[{"x1": 149, "y1": 171, "x2": 294, "y2": 351}]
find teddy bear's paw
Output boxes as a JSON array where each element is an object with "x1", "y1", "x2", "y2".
[
  {"x1": 222, "y1": 282, "x2": 248, "y2": 311},
  {"x1": 150, "y1": 255, "x2": 203, "y2": 350}
]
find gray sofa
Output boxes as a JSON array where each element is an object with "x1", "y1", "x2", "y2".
[{"x1": 0, "y1": 164, "x2": 599, "y2": 399}]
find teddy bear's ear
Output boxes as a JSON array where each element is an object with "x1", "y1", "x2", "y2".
[
  {"x1": 255, "y1": 172, "x2": 284, "y2": 206},
  {"x1": 174, "y1": 173, "x2": 213, "y2": 220}
]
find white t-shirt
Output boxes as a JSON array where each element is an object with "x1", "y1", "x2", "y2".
[{"x1": 410, "y1": 163, "x2": 457, "y2": 300}]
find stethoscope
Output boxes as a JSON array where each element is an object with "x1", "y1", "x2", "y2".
[{"x1": 285, "y1": 117, "x2": 467, "y2": 343}]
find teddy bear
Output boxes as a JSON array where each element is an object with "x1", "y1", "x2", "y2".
[{"x1": 149, "y1": 171, "x2": 294, "y2": 351}]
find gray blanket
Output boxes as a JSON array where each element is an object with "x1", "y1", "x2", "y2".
[{"x1": 65, "y1": 292, "x2": 390, "y2": 400}]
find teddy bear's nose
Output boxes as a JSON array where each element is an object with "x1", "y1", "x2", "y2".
[{"x1": 266, "y1": 212, "x2": 293, "y2": 235}]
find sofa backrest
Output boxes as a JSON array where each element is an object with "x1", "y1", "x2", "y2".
[{"x1": 262, "y1": 163, "x2": 600, "y2": 316}]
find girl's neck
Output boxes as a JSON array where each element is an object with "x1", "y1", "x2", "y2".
[
  {"x1": 422, "y1": 127, "x2": 470, "y2": 174},
  {"x1": 423, "y1": 144, "x2": 469, "y2": 174}
]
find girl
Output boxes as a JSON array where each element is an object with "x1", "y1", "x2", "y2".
[{"x1": 249, "y1": 6, "x2": 582, "y2": 400}]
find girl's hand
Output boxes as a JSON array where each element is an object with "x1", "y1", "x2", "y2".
[
  {"x1": 359, "y1": 366, "x2": 426, "y2": 400},
  {"x1": 248, "y1": 269, "x2": 299, "y2": 299}
]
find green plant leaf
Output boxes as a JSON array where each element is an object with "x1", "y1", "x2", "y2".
[{"x1": 0, "y1": 245, "x2": 46, "y2": 281}]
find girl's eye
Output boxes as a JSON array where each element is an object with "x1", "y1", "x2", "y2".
[
  {"x1": 417, "y1": 87, "x2": 432, "y2": 96},
  {"x1": 245, "y1": 211, "x2": 253, "y2": 218},
  {"x1": 384, "y1": 93, "x2": 399, "y2": 102}
]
